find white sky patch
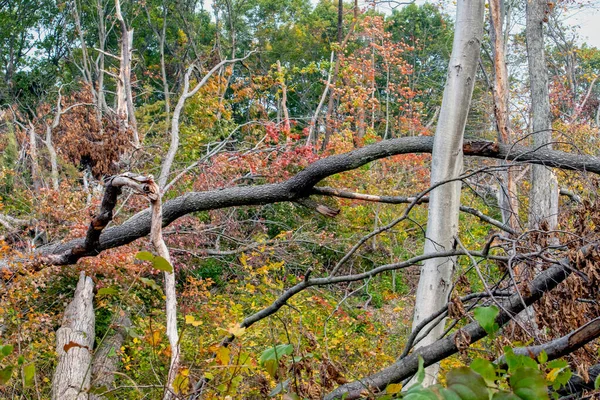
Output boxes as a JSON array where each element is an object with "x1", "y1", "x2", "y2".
[{"x1": 566, "y1": 6, "x2": 600, "y2": 48}]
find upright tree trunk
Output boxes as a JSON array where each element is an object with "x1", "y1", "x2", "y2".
[
  {"x1": 115, "y1": 0, "x2": 139, "y2": 147},
  {"x1": 52, "y1": 272, "x2": 95, "y2": 400},
  {"x1": 526, "y1": 0, "x2": 558, "y2": 230},
  {"x1": 489, "y1": 0, "x2": 519, "y2": 231},
  {"x1": 28, "y1": 122, "x2": 41, "y2": 192},
  {"x1": 95, "y1": 0, "x2": 108, "y2": 122},
  {"x1": 409, "y1": 0, "x2": 484, "y2": 386},
  {"x1": 277, "y1": 61, "x2": 290, "y2": 135}
]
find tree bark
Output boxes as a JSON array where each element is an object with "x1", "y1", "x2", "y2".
[
  {"x1": 90, "y1": 314, "x2": 131, "y2": 400},
  {"x1": 115, "y1": 0, "x2": 139, "y2": 147},
  {"x1": 527, "y1": 0, "x2": 558, "y2": 230},
  {"x1": 31, "y1": 136, "x2": 600, "y2": 267},
  {"x1": 409, "y1": 0, "x2": 484, "y2": 386},
  {"x1": 52, "y1": 272, "x2": 95, "y2": 400},
  {"x1": 28, "y1": 122, "x2": 41, "y2": 192},
  {"x1": 489, "y1": 0, "x2": 519, "y2": 231},
  {"x1": 158, "y1": 53, "x2": 254, "y2": 189},
  {"x1": 325, "y1": 243, "x2": 597, "y2": 399}
]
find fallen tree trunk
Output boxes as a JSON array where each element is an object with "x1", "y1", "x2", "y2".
[
  {"x1": 34, "y1": 137, "x2": 600, "y2": 266},
  {"x1": 90, "y1": 314, "x2": 131, "y2": 400},
  {"x1": 52, "y1": 272, "x2": 95, "y2": 400},
  {"x1": 496, "y1": 317, "x2": 600, "y2": 368},
  {"x1": 324, "y1": 243, "x2": 598, "y2": 399}
]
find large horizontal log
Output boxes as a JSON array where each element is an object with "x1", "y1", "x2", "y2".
[
  {"x1": 324, "y1": 244, "x2": 598, "y2": 400},
  {"x1": 34, "y1": 137, "x2": 600, "y2": 266}
]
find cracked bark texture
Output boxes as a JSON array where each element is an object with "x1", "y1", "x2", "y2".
[
  {"x1": 527, "y1": 0, "x2": 558, "y2": 230},
  {"x1": 52, "y1": 272, "x2": 95, "y2": 400}
]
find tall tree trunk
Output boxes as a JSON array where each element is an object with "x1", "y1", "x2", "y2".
[
  {"x1": 159, "y1": 54, "x2": 253, "y2": 190},
  {"x1": 52, "y1": 272, "x2": 95, "y2": 400},
  {"x1": 28, "y1": 122, "x2": 41, "y2": 192},
  {"x1": 95, "y1": 0, "x2": 108, "y2": 122},
  {"x1": 409, "y1": 0, "x2": 484, "y2": 386},
  {"x1": 489, "y1": 0, "x2": 519, "y2": 231},
  {"x1": 277, "y1": 61, "x2": 290, "y2": 135},
  {"x1": 526, "y1": 0, "x2": 558, "y2": 230},
  {"x1": 115, "y1": 0, "x2": 139, "y2": 147}
]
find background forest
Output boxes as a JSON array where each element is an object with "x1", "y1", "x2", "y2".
[{"x1": 1, "y1": 0, "x2": 600, "y2": 399}]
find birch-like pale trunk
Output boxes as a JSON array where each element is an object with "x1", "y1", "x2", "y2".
[
  {"x1": 527, "y1": 0, "x2": 558, "y2": 230},
  {"x1": 52, "y1": 272, "x2": 95, "y2": 400},
  {"x1": 306, "y1": 52, "x2": 335, "y2": 146},
  {"x1": 277, "y1": 61, "x2": 290, "y2": 135},
  {"x1": 158, "y1": 54, "x2": 254, "y2": 189},
  {"x1": 115, "y1": 0, "x2": 139, "y2": 147},
  {"x1": 145, "y1": 179, "x2": 180, "y2": 400},
  {"x1": 28, "y1": 122, "x2": 41, "y2": 192},
  {"x1": 409, "y1": 0, "x2": 484, "y2": 386}
]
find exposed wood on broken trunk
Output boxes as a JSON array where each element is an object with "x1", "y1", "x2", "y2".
[{"x1": 52, "y1": 272, "x2": 95, "y2": 400}]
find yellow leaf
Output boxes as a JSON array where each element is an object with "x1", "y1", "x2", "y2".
[
  {"x1": 216, "y1": 346, "x2": 230, "y2": 366},
  {"x1": 386, "y1": 383, "x2": 402, "y2": 394},
  {"x1": 227, "y1": 324, "x2": 246, "y2": 337},
  {"x1": 547, "y1": 368, "x2": 562, "y2": 382},
  {"x1": 173, "y1": 369, "x2": 190, "y2": 394},
  {"x1": 185, "y1": 315, "x2": 201, "y2": 327}
]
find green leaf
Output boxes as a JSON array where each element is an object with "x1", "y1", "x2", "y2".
[
  {"x1": 138, "y1": 277, "x2": 163, "y2": 293},
  {"x1": 152, "y1": 256, "x2": 173, "y2": 273},
  {"x1": 97, "y1": 287, "x2": 118, "y2": 296},
  {"x1": 547, "y1": 359, "x2": 568, "y2": 369},
  {"x1": 135, "y1": 251, "x2": 154, "y2": 261},
  {"x1": 537, "y1": 350, "x2": 548, "y2": 364},
  {"x1": 470, "y1": 358, "x2": 496, "y2": 384},
  {"x1": 259, "y1": 344, "x2": 293, "y2": 365},
  {"x1": 509, "y1": 367, "x2": 549, "y2": 400},
  {"x1": 595, "y1": 374, "x2": 600, "y2": 390},
  {"x1": 1, "y1": 345, "x2": 13, "y2": 357},
  {"x1": 492, "y1": 391, "x2": 521, "y2": 400},
  {"x1": 403, "y1": 390, "x2": 440, "y2": 400},
  {"x1": 23, "y1": 363, "x2": 35, "y2": 387},
  {"x1": 473, "y1": 305, "x2": 500, "y2": 335},
  {"x1": 415, "y1": 355, "x2": 425, "y2": 384},
  {"x1": 0, "y1": 366, "x2": 13, "y2": 385},
  {"x1": 445, "y1": 367, "x2": 490, "y2": 400}
]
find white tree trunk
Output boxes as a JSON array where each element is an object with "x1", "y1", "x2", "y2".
[
  {"x1": 52, "y1": 272, "x2": 95, "y2": 400},
  {"x1": 527, "y1": 0, "x2": 558, "y2": 230},
  {"x1": 115, "y1": 0, "x2": 139, "y2": 147},
  {"x1": 409, "y1": 0, "x2": 484, "y2": 387},
  {"x1": 158, "y1": 53, "x2": 254, "y2": 190},
  {"x1": 28, "y1": 122, "x2": 41, "y2": 192}
]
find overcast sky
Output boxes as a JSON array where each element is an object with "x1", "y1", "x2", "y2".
[{"x1": 567, "y1": 6, "x2": 600, "y2": 48}]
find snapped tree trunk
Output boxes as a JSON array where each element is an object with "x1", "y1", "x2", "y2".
[
  {"x1": 409, "y1": 0, "x2": 484, "y2": 386},
  {"x1": 527, "y1": 0, "x2": 558, "y2": 230},
  {"x1": 52, "y1": 272, "x2": 95, "y2": 400}
]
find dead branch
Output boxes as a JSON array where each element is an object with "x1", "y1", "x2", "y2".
[{"x1": 324, "y1": 243, "x2": 599, "y2": 399}]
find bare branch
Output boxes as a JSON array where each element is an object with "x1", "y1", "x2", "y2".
[
  {"x1": 33, "y1": 137, "x2": 600, "y2": 266},
  {"x1": 324, "y1": 243, "x2": 599, "y2": 399}
]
